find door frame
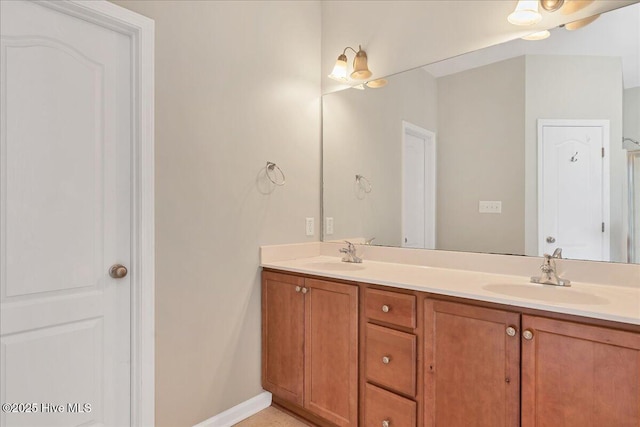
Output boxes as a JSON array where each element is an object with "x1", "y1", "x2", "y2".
[
  {"x1": 537, "y1": 119, "x2": 610, "y2": 260},
  {"x1": 35, "y1": 1, "x2": 155, "y2": 425},
  {"x1": 401, "y1": 121, "x2": 436, "y2": 249}
]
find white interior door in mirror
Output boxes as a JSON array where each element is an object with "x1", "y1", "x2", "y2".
[
  {"x1": 1, "y1": 1, "x2": 132, "y2": 425},
  {"x1": 402, "y1": 122, "x2": 436, "y2": 249},
  {"x1": 538, "y1": 120, "x2": 610, "y2": 262}
]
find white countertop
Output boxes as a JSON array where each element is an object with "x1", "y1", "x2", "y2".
[{"x1": 262, "y1": 255, "x2": 640, "y2": 325}]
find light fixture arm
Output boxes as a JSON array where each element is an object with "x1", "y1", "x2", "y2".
[{"x1": 342, "y1": 46, "x2": 359, "y2": 56}]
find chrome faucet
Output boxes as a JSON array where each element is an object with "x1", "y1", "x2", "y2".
[
  {"x1": 339, "y1": 241, "x2": 362, "y2": 263},
  {"x1": 531, "y1": 248, "x2": 571, "y2": 287}
]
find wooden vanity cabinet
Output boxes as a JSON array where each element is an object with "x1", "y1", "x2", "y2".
[
  {"x1": 363, "y1": 287, "x2": 420, "y2": 427},
  {"x1": 521, "y1": 315, "x2": 640, "y2": 427},
  {"x1": 263, "y1": 269, "x2": 640, "y2": 427},
  {"x1": 262, "y1": 271, "x2": 358, "y2": 427},
  {"x1": 424, "y1": 299, "x2": 520, "y2": 427}
]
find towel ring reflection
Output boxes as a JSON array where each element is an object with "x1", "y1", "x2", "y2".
[
  {"x1": 266, "y1": 161, "x2": 286, "y2": 186},
  {"x1": 355, "y1": 174, "x2": 372, "y2": 193}
]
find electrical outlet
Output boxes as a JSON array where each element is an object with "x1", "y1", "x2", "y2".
[
  {"x1": 305, "y1": 217, "x2": 314, "y2": 236},
  {"x1": 479, "y1": 201, "x2": 502, "y2": 214},
  {"x1": 325, "y1": 217, "x2": 334, "y2": 235}
]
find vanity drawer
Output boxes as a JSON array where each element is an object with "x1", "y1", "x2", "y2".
[
  {"x1": 365, "y1": 383, "x2": 416, "y2": 427},
  {"x1": 365, "y1": 288, "x2": 416, "y2": 329},
  {"x1": 366, "y1": 323, "x2": 417, "y2": 396}
]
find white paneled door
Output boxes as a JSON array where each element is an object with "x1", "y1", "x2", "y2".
[
  {"x1": 538, "y1": 120, "x2": 610, "y2": 262},
  {"x1": 402, "y1": 122, "x2": 436, "y2": 249},
  {"x1": 1, "y1": 1, "x2": 132, "y2": 426}
]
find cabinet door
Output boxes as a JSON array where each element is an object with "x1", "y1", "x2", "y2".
[
  {"x1": 305, "y1": 278, "x2": 358, "y2": 427},
  {"x1": 425, "y1": 299, "x2": 520, "y2": 427},
  {"x1": 522, "y1": 315, "x2": 640, "y2": 427},
  {"x1": 262, "y1": 272, "x2": 305, "y2": 405}
]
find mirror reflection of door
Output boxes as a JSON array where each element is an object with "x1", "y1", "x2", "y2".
[
  {"x1": 538, "y1": 120, "x2": 610, "y2": 261},
  {"x1": 402, "y1": 122, "x2": 436, "y2": 249}
]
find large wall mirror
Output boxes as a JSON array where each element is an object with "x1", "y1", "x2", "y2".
[{"x1": 322, "y1": 3, "x2": 640, "y2": 263}]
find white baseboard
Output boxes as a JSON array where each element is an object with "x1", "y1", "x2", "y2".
[{"x1": 193, "y1": 391, "x2": 272, "y2": 427}]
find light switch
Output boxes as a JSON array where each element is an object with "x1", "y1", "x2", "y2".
[
  {"x1": 479, "y1": 201, "x2": 502, "y2": 213},
  {"x1": 325, "y1": 217, "x2": 334, "y2": 235}
]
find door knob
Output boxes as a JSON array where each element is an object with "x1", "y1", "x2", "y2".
[
  {"x1": 109, "y1": 264, "x2": 128, "y2": 279},
  {"x1": 546, "y1": 236, "x2": 556, "y2": 243}
]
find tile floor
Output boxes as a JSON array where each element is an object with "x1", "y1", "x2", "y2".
[{"x1": 233, "y1": 406, "x2": 310, "y2": 426}]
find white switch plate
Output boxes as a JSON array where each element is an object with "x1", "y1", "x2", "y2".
[
  {"x1": 479, "y1": 201, "x2": 502, "y2": 214},
  {"x1": 305, "y1": 217, "x2": 314, "y2": 236},
  {"x1": 325, "y1": 217, "x2": 334, "y2": 235}
]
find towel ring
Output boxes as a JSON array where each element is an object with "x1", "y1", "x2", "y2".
[
  {"x1": 355, "y1": 174, "x2": 372, "y2": 193},
  {"x1": 266, "y1": 161, "x2": 285, "y2": 186}
]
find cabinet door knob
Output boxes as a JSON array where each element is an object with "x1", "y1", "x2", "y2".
[
  {"x1": 382, "y1": 421, "x2": 390, "y2": 427},
  {"x1": 382, "y1": 356, "x2": 391, "y2": 364},
  {"x1": 295, "y1": 286, "x2": 301, "y2": 293},
  {"x1": 301, "y1": 287, "x2": 308, "y2": 294},
  {"x1": 381, "y1": 305, "x2": 390, "y2": 313},
  {"x1": 523, "y1": 329, "x2": 534, "y2": 340},
  {"x1": 506, "y1": 326, "x2": 517, "y2": 337}
]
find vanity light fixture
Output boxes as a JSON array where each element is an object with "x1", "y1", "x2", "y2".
[
  {"x1": 328, "y1": 45, "x2": 373, "y2": 82},
  {"x1": 507, "y1": 0, "x2": 542, "y2": 26},
  {"x1": 522, "y1": 30, "x2": 551, "y2": 40}
]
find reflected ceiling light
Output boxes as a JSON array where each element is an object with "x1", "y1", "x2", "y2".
[
  {"x1": 365, "y1": 78, "x2": 388, "y2": 89},
  {"x1": 328, "y1": 45, "x2": 373, "y2": 83},
  {"x1": 540, "y1": 0, "x2": 564, "y2": 12},
  {"x1": 564, "y1": 13, "x2": 600, "y2": 30},
  {"x1": 508, "y1": 0, "x2": 542, "y2": 26},
  {"x1": 522, "y1": 30, "x2": 551, "y2": 40}
]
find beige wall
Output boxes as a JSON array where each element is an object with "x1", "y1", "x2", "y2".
[
  {"x1": 112, "y1": 1, "x2": 321, "y2": 426},
  {"x1": 323, "y1": 68, "x2": 437, "y2": 246},
  {"x1": 524, "y1": 55, "x2": 624, "y2": 261},
  {"x1": 436, "y1": 57, "x2": 526, "y2": 254}
]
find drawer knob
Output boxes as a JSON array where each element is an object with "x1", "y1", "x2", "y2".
[
  {"x1": 301, "y1": 287, "x2": 308, "y2": 294},
  {"x1": 506, "y1": 326, "x2": 517, "y2": 337},
  {"x1": 523, "y1": 329, "x2": 534, "y2": 340},
  {"x1": 381, "y1": 305, "x2": 390, "y2": 313},
  {"x1": 382, "y1": 421, "x2": 390, "y2": 427},
  {"x1": 295, "y1": 286, "x2": 301, "y2": 293},
  {"x1": 382, "y1": 356, "x2": 391, "y2": 364}
]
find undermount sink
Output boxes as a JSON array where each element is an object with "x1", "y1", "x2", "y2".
[
  {"x1": 482, "y1": 283, "x2": 609, "y2": 305},
  {"x1": 303, "y1": 261, "x2": 366, "y2": 272}
]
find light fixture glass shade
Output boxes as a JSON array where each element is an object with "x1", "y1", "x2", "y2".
[
  {"x1": 350, "y1": 47, "x2": 372, "y2": 80},
  {"x1": 565, "y1": 14, "x2": 600, "y2": 30},
  {"x1": 352, "y1": 84, "x2": 365, "y2": 90},
  {"x1": 507, "y1": 0, "x2": 542, "y2": 26},
  {"x1": 365, "y1": 78, "x2": 388, "y2": 88},
  {"x1": 540, "y1": 0, "x2": 564, "y2": 12},
  {"x1": 328, "y1": 54, "x2": 349, "y2": 82},
  {"x1": 522, "y1": 30, "x2": 551, "y2": 40}
]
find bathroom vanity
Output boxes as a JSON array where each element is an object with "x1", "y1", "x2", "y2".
[{"x1": 261, "y1": 245, "x2": 640, "y2": 427}]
